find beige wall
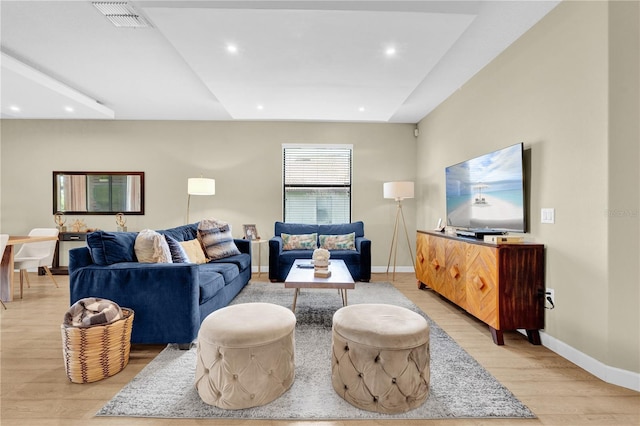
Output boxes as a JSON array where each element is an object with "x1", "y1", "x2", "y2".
[
  {"x1": 607, "y1": 0, "x2": 640, "y2": 375},
  {"x1": 0, "y1": 120, "x2": 417, "y2": 269},
  {"x1": 417, "y1": 0, "x2": 638, "y2": 375}
]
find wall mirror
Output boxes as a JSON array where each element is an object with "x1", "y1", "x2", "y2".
[{"x1": 53, "y1": 171, "x2": 145, "y2": 215}]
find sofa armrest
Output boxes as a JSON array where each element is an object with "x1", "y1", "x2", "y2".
[
  {"x1": 69, "y1": 247, "x2": 93, "y2": 270},
  {"x1": 268, "y1": 236, "x2": 284, "y2": 281},
  {"x1": 69, "y1": 262, "x2": 201, "y2": 344},
  {"x1": 356, "y1": 237, "x2": 372, "y2": 282},
  {"x1": 234, "y1": 238, "x2": 251, "y2": 255}
]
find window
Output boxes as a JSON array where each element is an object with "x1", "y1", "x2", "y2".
[{"x1": 283, "y1": 145, "x2": 352, "y2": 224}]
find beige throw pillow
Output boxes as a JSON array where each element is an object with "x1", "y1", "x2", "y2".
[
  {"x1": 134, "y1": 229, "x2": 172, "y2": 263},
  {"x1": 179, "y1": 239, "x2": 208, "y2": 264}
]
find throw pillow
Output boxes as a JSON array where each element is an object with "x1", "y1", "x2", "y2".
[
  {"x1": 86, "y1": 231, "x2": 138, "y2": 265},
  {"x1": 179, "y1": 239, "x2": 208, "y2": 264},
  {"x1": 282, "y1": 233, "x2": 318, "y2": 250},
  {"x1": 197, "y1": 218, "x2": 241, "y2": 260},
  {"x1": 134, "y1": 229, "x2": 173, "y2": 263},
  {"x1": 319, "y1": 232, "x2": 356, "y2": 250},
  {"x1": 164, "y1": 235, "x2": 190, "y2": 263}
]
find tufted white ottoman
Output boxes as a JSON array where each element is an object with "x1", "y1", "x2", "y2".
[
  {"x1": 195, "y1": 302, "x2": 296, "y2": 409},
  {"x1": 331, "y1": 303, "x2": 430, "y2": 414}
]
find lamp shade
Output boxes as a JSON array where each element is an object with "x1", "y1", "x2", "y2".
[
  {"x1": 188, "y1": 178, "x2": 215, "y2": 195},
  {"x1": 383, "y1": 181, "x2": 414, "y2": 200}
]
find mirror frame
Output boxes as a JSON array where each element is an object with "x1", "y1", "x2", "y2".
[{"x1": 53, "y1": 171, "x2": 145, "y2": 215}]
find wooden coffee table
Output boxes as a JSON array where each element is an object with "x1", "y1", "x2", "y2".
[{"x1": 284, "y1": 259, "x2": 355, "y2": 312}]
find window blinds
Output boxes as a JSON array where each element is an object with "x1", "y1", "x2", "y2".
[{"x1": 283, "y1": 146, "x2": 352, "y2": 224}]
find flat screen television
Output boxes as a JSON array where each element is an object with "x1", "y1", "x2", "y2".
[{"x1": 445, "y1": 143, "x2": 526, "y2": 233}]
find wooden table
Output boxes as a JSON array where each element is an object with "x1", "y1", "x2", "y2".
[
  {"x1": 250, "y1": 239, "x2": 268, "y2": 277},
  {"x1": 0, "y1": 235, "x2": 59, "y2": 302},
  {"x1": 51, "y1": 232, "x2": 88, "y2": 275},
  {"x1": 284, "y1": 259, "x2": 355, "y2": 312}
]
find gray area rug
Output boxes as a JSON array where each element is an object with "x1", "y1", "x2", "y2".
[{"x1": 97, "y1": 281, "x2": 535, "y2": 420}]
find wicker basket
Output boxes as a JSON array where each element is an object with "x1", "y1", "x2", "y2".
[{"x1": 61, "y1": 308, "x2": 134, "y2": 384}]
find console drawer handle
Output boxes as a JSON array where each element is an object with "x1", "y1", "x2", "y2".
[{"x1": 449, "y1": 265, "x2": 460, "y2": 279}]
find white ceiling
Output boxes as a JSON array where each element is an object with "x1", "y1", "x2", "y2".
[{"x1": 0, "y1": 1, "x2": 560, "y2": 123}]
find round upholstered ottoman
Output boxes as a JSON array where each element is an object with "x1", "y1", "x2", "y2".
[
  {"x1": 195, "y1": 302, "x2": 296, "y2": 409},
  {"x1": 331, "y1": 303, "x2": 430, "y2": 414}
]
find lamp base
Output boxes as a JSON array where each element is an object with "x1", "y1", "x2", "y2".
[{"x1": 386, "y1": 200, "x2": 415, "y2": 281}]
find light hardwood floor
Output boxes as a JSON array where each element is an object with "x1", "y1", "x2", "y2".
[{"x1": 1, "y1": 272, "x2": 638, "y2": 426}]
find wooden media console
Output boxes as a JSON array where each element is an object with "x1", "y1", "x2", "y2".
[{"x1": 416, "y1": 230, "x2": 545, "y2": 345}]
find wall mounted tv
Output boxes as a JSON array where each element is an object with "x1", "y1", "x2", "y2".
[{"x1": 445, "y1": 142, "x2": 526, "y2": 233}]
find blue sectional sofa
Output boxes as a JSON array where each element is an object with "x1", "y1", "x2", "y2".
[
  {"x1": 69, "y1": 223, "x2": 251, "y2": 345},
  {"x1": 268, "y1": 221, "x2": 371, "y2": 282}
]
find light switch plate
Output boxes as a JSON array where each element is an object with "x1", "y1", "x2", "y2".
[{"x1": 541, "y1": 208, "x2": 555, "y2": 224}]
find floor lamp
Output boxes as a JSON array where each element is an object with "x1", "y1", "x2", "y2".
[
  {"x1": 187, "y1": 177, "x2": 215, "y2": 223},
  {"x1": 384, "y1": 181, "x2": 415, "y2": 281}
]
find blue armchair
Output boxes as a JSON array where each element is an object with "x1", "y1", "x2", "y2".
[{"x1": 268, "y1": 221, "x2": 371, "y2": 282}]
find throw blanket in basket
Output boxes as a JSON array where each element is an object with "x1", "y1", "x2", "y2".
[{"x1": 64, "y1": 297, "x2": 123, "y2": 327}]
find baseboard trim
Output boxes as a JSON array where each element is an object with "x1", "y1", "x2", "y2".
[
  {"x1": 517, "y1": 329, "x2": 640, "y2": 392},
  {"x1": 371, "y1": 266, "x2": 415, "y2": 273}
]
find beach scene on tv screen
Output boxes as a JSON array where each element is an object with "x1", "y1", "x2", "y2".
[{"x1": 446, "y1": 144, "x2": 525, "y2": 231}]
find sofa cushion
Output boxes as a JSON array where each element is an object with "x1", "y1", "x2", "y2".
[
  {"x1": 86, "y1": 231, "x2": 138, "y2": 266},
  {"x1": 319, "y1": 233, "x2": 356, "y2": 250},
  {"x1": 282, "y1": 233, "x2": 318, "y2": 250},
  {"x1": 210, "y1": 253, "x2": 251, "y2": 271},
  {"x1": 278, "y1": 249, "x2": 314, "y2": 262},
  {"x1": 157, "y1": 223, "x2": 198, "y2": 242},
  {"x1": 198, "y1": 219, "x2": 241, "y2": 260},
  {"x1": 165, "y1": 235, "x2": 190, "y2": 263},
  {"x1": 135, "y1": 229, "x2": 173, "y2": 263},
  {"x1": 180, "y1": 239, "x2": 208, "y2": 264},
  {"x1": 203, "y1": 262, "x2": 239, "y2": 284},
  {"x1": 197, "y1": 265, "x2": 226, "y2": 304},
  {"x1": 274, "y1": 222, "x2": 318, "y2": 237},
  {"x1": 329, "y1": 249, "x2": 362, "y2": 265},
  {"x1": 318, "y1": 221, "x2": 365, "y2": 238}
]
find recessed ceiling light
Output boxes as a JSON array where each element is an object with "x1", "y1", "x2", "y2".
[
  {"x1": 9, "y1": 105, "x2": 21, "y2": 112},
  {"x1": 226, "y1": 44, "x2": 238, "y2": 54},
  {"x1": 257, "y1": 104, "x2": 264, "y2": 110},
  {"x1": 385, "y1": 47, "x2": 397, "y2": 56},
  {"x1": 65, "y1": 106, "x2": 75, "y2": 113},
  {"x1": 358, "y1": 107, "x2": 365, "y2": 112}
]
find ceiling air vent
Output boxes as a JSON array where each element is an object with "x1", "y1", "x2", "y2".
[{"x1": 93, "y1": 2, "x2": 150, "y2": 28}]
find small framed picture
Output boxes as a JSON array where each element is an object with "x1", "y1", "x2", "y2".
[{"x1": 243, "y1": 224, "x2": 259, "y2": 240}]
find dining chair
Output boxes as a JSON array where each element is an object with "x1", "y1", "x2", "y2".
[
  {"x1": 0, "y1": 234, "x2": 8, "y2": 309},
  {"x1": 13, "y1": 228, "x2": 59, "y2": 299}
]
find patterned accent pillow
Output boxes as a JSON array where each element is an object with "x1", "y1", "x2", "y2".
[
  {"x1": 134, "y1": 229, "x2": 173, "y2": 263},
  {"x1": 198, "y1": 218, "x2": 241, "y2": 260},
  {"x1": 282, "y1": 233, "x2": 318, "y2": 250},
  {"x1": 179, "y1": 239, "x2": 208, "y2": 264},
  {"x1": 164, "y1": 235, "x2": 190, "y2": 263},
  {"x1": 319, "y1": 233, "x2": 356, "y2": 250}
]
